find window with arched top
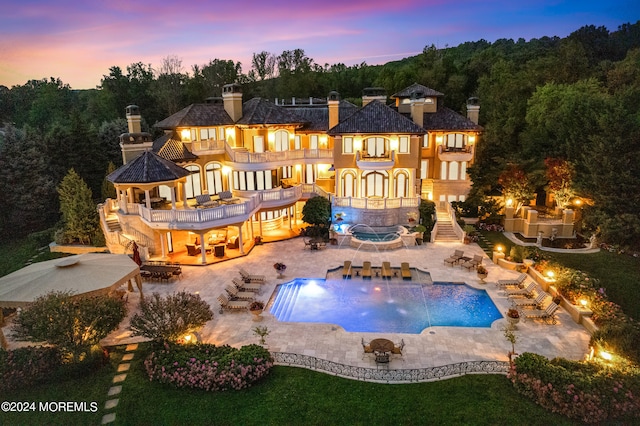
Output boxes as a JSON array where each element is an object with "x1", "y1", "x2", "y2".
[
  {"x1": 341, "y1": 170, "x2": 356, "y2": 197},
  {"x1": 361, "y1": 170, "x2": 388, "y2": 198},
  {"x1": 205, "y1": 162, "x2": 224, "y2": 195},
  {"x1": 449, "y1": 161, "x2": 459, "y2": 180},
  {"x1": 274, "y1": 130, "x2": 289, "y2": 151},
  {"x1": 394, "y1": 170, "x2": 409, "y2": 198},
  {"x1": 185, "y1": 165, "x2": 202, "y2": 199}
]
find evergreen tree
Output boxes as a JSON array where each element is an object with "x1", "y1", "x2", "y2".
[{"x1": 57, "y1": 169, "x2": 100, "y2": 245}]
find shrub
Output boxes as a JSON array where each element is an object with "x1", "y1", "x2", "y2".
[
  {"x1": 144, "y1": 343, "x2": 273, "y2": 391},
  {"x1": 0, "y1": 346, "x2": 61, "y2": 393},
  {"x1": 130, "y1": 292, "x2": 214, "y2": 343},
  {"x1": 510, "y1": 352, "x2": 640, "y2": 423}
]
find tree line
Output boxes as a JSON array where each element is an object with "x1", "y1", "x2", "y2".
[{"x1": 0, "y1": 22, "x2": 639, "y2": 246}]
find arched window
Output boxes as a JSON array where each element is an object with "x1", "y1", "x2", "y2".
[
  {"x1": 274, "y1": 130, "x2": 289, "y2": 151},
  {"x1": 363, "y1": 137, "x2": 387, "y2": 157},
  {"x1": 341, "y1": 171, "x2": 356, "y2": 197},
  {"x1": 361, "y1": 170, "x2": 388, "y2": 197},
  {"x1": 205, "y1": 163, "x2": 224, "y2": 195},
  {"x1": 461, "y1": 162, "x2": 467, "y2": 180},
  {"x1": 184, "y1": 165, "x2": 202, "y2": 199},
  {"x1": 440, "y1": 161, "x2": 448, "y2": 180},
  {"x1": 394, "y1": 171, "x2": 409, "y2": 198}
]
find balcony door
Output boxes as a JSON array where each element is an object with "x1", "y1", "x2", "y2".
[
  {"x1": 361, "y1": 170, "x2": 388, "y2": 198},
  {"x1": 205, "y1": 163, "x2": 224, "y2": 195},
  {"x1": 364, "y1": 137, "x2": 387, "y2": 158}
]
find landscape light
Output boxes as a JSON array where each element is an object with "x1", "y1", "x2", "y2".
[{"x1": 600, "y1": 351, "x2": 612, "y2": 361}]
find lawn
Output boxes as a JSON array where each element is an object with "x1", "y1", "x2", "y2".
[{"x1": 2, "y1": 344, "x2": 572, "y2": 426}]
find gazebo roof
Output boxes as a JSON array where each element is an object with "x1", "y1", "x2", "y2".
[{"x1": 107, "y1": 151, "x2": 192, "y2": 184}]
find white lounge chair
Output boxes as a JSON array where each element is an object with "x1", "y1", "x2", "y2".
[
  {"x1": 225, "y1": 284, "x2": 255, "y2": 301},
  {"x1": 521, "y1": 302, "x2": 559, "y2": 324},
  {"x1": 232, "y1": 277, "x2": 262, "y2": 294},
  {"x1": 239, "y1": 268, "x2": 266, "y2": 283},
  {"x1": 496, "y1": 273, "x2": 528, "y2": 288},
  {"x1": 512, "y1": 291, "x2": 549, "y2": 309},
  {"x1": 505, "y1": 282, "x2": 538, "y2": 298},
  {"x1": 217, "y1": 294, "x2": 249, "y2": 312}
]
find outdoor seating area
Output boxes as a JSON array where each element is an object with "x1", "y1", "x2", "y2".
[
  {"x1": 520, "y1": 301, "x2": 560, "y2": 324},
  {"x1": 217, "y1": 293, "x2": 249, "y2": 312},
  {"x1": 444, "y1": 250, "x2": 464, "y2": 266},
  {"x1": 239, "y1": 268, "x2": 266, "y2": 283},
  {"x1": 361, "y1": 338, "x2": 406, "y2": 368},
  {"x1": 139, "y1": 261, "x2": 182, "y2": 281}
]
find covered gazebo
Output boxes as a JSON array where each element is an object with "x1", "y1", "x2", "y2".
[{"x1": 0, "y1": 253, "x2": 142, "y2": 348}]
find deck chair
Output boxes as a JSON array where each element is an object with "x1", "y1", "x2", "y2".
[
  {"x1": 195, "y1": 194, "x2": 218, "y2": 208},
  {"x1": 238, "y1": 268, "x2": 266, "y2": 283},
  {"x1": 401, "y1": 262, "x2": 412, "y2": 280},
  {"x1": 512, "y1": 291, "x2": 549, "y2": 309},
  {"x1": 461, "y1": 255, "x2": 483, "y2": 271},
  {"x1": 496, "y1": 273, "x2": 527, "y2": 288},
  {"x1": 361, "y1": 338, "x2": 374, "y2": 360},
  {"x1": 342, "y1": 261, "x2": 352, "y2": 279},
  {"x1": 392, "y1": 339, "x2": 405, "y2": 361},
  {"x1": 225, "y1": 284, "x2": 255, "y2": 301},
  {"x1": 381, "y1": 262, "x2": 392, "y2": 279},
  {"x1": 362, "y1": 261, "x2": 372, "y2": 279},
  {"x1": 444, "y1": 250, "x2": 464, "y2": 266},
  {"x1": 505, "y1": 282, "x2": 538, "y2": 298},
  {"x1": 217, "y1": 294, "x2": 249, "y2": 312},
  {"x1": 521, "y1": 302, "x2": 559, "y2": 324},
  {"x1": 232, "y1": 277, "x2": 261, "y2": 294},
  {"x1": 218, "y1": 190, "x2": 240, "y2": 204}
]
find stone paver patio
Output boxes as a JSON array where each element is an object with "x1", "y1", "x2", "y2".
[{"x1": 101, "y1": 239, "x2": 591, "y2": 370}]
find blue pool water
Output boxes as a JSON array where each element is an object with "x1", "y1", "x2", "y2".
[
  {"x1": 270, "y1": 278, "x2": 502, "y2": 333},
  {"x1": 351, "y1": 231, "x2": 400, "y2": 242}
]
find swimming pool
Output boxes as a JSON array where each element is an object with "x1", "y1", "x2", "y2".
[{"x1": 270, "y1": 278, "x2": 502, "y2": 333}]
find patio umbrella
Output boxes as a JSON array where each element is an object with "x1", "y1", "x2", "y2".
[{"x1": 132, "y1": 241, "x2": 142, "y2": 266}]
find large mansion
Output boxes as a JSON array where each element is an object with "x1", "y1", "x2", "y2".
[{"x1": 100, "y1": 83, "x2": 482, "y2": 264}]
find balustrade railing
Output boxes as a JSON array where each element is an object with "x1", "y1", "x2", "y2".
[
  {"x1": 272, "y1": 352, "x2": 509, "y2": 383},
  {"x1": 332, "y1": 196, "x2": 420, "y2": 210},
  {"x1": 226, "y1": 145, "x2": 333, "y2": 164}
]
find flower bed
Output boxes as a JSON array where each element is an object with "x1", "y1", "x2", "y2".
[
  {"x1": 509, "y1": 352, "x2": 640, "y2": 424},
  {"x1": 0, "y1": 346, "x2": 61, "y2": 392},
  {"x1": 144, "y1": 343, "x2": 273, "y2": 391}
]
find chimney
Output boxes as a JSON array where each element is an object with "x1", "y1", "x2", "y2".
[
  {"x1": 410, "y1": 91, "x2": 425, "y2": 128},
  {"x1": 223, "y1": 83, "x2": 243, "y2": 122},
  {"x1": 126, "y1": 105, "x2": 141, "y2": 133},
  {"x1": 466, "y1": 97, "x2": 480, "y2": 125},
  {"x1": 362, "y1": 87, "x2": 386, "y2": 106},
  {"x1": 328, "y1": 91, "x2": 340, "y2": 129}
]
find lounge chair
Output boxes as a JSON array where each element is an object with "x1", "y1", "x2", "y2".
[
  {"x1": 461, "y1": 255, "x2": 483, "y2": 271},
  {"x1": 521, "y1": 302, "x2": 559, "y2": 324},
  {"x1": 239, "y1": 268, "x2": 266, "y2": 283},
  {"x1": 343, "y1": 261, "x2": 352, "y2": 279},
  {"x1": 401, "y1": 262, "x2": 411, "y2": 280},
  {"x1": 496, "y1": 273, "x2": 528, "y2": 288},
  {"x1": 232, "y1": 277, "x2": 262, "y2": 294},
  {"x1": 362, "y1": 261, "x2": 372, "y2": 279},
  {"x1": 505, "y1": 282, "x2": 538, "y2": 298},
  {"x1": 186, "y1": 244, "x2": 201, "y2": 256},
  {"x1": 512, "y1": 291, "x2": 549, "y2": 309},
  {"x1": 444, "y1": 250, "x2": 464, "y2": 266},
  {"x1": 217, "y1": 294, "x2": 250, "y2": 312},
  {"x1": 225, "y1": 284, "x2": 255, "y2": 301},
  {"x1": 195, "y1": 194, "x2": 219, "y2": 208},
  {"x1": 392, "y1": 339, "x2": 405, "y2": 361},
  {"x1": 381, "y1": 262, "x2": 392, "y2": 279},
  {"x1": 361, "y1": 338, "x2": 374, "y2": 359},
  {"x1": 218, "y1": 190, "x2": 239, "y2": 204}
]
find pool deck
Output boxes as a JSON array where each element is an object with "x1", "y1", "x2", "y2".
[{"x1": 100, "y1": 238, "x2": 591, "y2": 372}]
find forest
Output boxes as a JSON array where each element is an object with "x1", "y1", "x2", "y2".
[{"x1": 0, "y1": 22, "x2": 639, "y2": 247}]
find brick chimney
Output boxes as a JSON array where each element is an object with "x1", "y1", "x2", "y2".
[
  {"x1": 328, "y1": 91, "x2": 340, "y2": 129},
  {"x1": 223, "y1": 83, "x2": 243, "y2": 122},
  {"x1": 466, "y1": 97, "x2": 480, "y2": 125}
]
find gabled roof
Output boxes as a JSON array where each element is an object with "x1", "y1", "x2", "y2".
[
  {"x1": 328, "y1": 100, "x2": 426, "y2": 135},
  {"x1": 289, "y1": 100, "x2": 358, "y2": 132},
  {"x1": 107, "y1": 151, "x2": 192, "y2": 184},
  {"x1": 391, "y1": 83, "x2": 444, "y2": 99},
  {"x1": 154, "y1": 104, "x2": 234, "y2": 129},
  {"x1": 236, "y1": 98, "x2": 307, "y2": 126},
  {"x1": 422, "y1": 106, "x2": 483, "y2": 131},
  {"x1": 156, "y1": 135, "x2": 198, "y2": 162}
]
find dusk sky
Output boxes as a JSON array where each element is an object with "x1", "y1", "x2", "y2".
[{"x1": 1, "y1": 0, "x2": 638, "y2": 90}]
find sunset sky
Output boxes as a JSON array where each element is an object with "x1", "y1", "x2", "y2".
[{"x1": 1, "y1": 0, "x2": 638, "y2": 89}]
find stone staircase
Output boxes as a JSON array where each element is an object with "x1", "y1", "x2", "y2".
[
  {"x1": 434, "y1": 211, "x2": 460, "y2": 242},
  {"x1": 105, "y1": 214, "x2": 122, "y2": 233}
]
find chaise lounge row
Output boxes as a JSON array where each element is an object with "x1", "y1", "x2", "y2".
[{"x1": 342, "y1": 261, "x2": 412, "y2": 280}]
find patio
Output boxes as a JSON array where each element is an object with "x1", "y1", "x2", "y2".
[{"x1": 99, "y1": 239, "x2": 592, "y2": 373}]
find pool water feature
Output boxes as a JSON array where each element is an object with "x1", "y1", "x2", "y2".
[{"x1": 270, "y1": 278, "x2": 502, "y2": 333}]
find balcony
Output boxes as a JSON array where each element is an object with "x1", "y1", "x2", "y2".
[
  {"x1": 236, "y1": 185, "x2": 303, "y2": 209},
  {"x1": 191, "y1": 139, "x2": 225, "y2": 154},
  {"x1": 355, "y1": 151, "x2": 395, "y2": 170},
  {"x1": 226, "y1": 145, "x2": 333, "y2": 167},
  {"x1": 437, "y1": 145, "x2": 473, "y2": 162},
  {"x1": 333, "y1": 196, "x2": 420, "y2": 210}
]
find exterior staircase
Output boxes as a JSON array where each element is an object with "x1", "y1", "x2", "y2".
[
  {"x1": 105, "y1": 214, "x2": 122, "y2": 233},
  {"x1": 434, "y1": 210, "x2": 460, "y2": 242}
]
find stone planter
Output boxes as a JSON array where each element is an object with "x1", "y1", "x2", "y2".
[
  {"x1": 506, "y1": 316, "x2": 520, "y2": 330},
  {"x1": 250, "y1": 309, "x2": 263, "y2": 321},
  {"x1": 477, "y1": 273, "x2": 488, "y2": 283}
]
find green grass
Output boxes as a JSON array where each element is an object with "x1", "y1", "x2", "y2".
[
  {"x1": 0, "y1": 238, "x2": 64, "y2": 278},
  {"x1": 2, "y1": 344, "x2": 571, "y2": 426}
]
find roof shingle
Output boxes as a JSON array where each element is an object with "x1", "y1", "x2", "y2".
[
  {"x1": 154, "y1": 104, "x2": 234, "y2": 129},
  {"x1": 236, "y1": 98, "x2": 307, "y2": 126},
  {"x1": 328, "y1": 100, "x2": 426, "y2": 135},
  {"x1": 107, "y1": 151, "x2": 192, "y2": 184}
]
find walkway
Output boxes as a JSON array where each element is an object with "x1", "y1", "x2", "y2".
[{"x1": 102, "y1": 238, "x2": 591, "y2": 372}]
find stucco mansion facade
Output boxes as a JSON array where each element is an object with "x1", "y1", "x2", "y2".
[{"x1": 100, "y1": 83, "x2": 482, "y2": 264}]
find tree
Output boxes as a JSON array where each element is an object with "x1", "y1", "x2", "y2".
[
  {"x1": 12, "y1": 291, "x2": 126, "y2": 361},
  {"x1": 57, "y1": 169, "x2": 101, "y2": 245},
  {"x1": 544, "y1": 158, "x2": 576, "y2": 208},
  {"x1": 251, "y1": 51, "x2": 277, "y2": 81},
  {"x1": 130, "y1": 292, "x2": 214, "y2": 343},
  {"x1": 101, "y1": 162, "x2": 117, "y2": 200},
  {"x1": 301, "y1": 196, "x2": 332, "y2": 239},
  {"x1": 498, "y1": 164, "x2": 535, "y2": 213}
]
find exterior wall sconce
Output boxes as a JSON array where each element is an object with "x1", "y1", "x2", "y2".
[
  {"x1": 180, "y1": 129, "x2": 191, "y2": 141},
  {"x1": 435, "y1": 136, "x2": 443, "y2": 144}
]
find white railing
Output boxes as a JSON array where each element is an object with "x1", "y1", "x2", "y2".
[
  {"x1": 191, "y1": 140, "x2": 225, "y2": 152},
  {"x1": 445, "y1": 202, "x2": 465, "y2": 242},
  {"x1": 225, "y1": 144, "x2": 333, "y2": 164},
  {"x1": 332, "y1": 196, "x2": 420, "y2": 210},
  {"x1": 301, "y1": 183, "x2": 331, "y2": 199},
  {"x1": 138, "y1": 198, "x2": 257, "y2": 224},
  {"x1": 257, "y1": 185, "x2": 302, "y2": 202}
]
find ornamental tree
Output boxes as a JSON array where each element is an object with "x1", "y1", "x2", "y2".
[
  {"x1": 12, "y1": 290, "x2": 127, "y2": 361},
  {"x1": 130, "y1": 292, "x2": 214, "y2": 343},
  {"x1": 498, "y1": 164, "x2": 535, "y2": 213},
  {"x1": 544, "y1": 158, "x2": 575, "y2": 208}
]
